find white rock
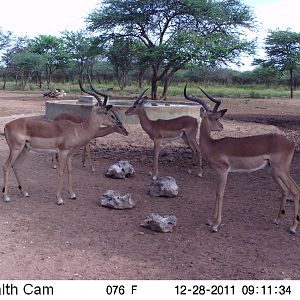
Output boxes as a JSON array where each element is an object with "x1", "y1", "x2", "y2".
[
  {"x1": 141, "y1": 213, "x2": 177, "y2": 233},
  {"x1": 101, "y1": 190, "x2": 135, "y2": 209},
  {"x1": 106, "y1": 160, "x2": 135, "y2": 179},
  {"x1": 148, "y1": 176, "x2": 178, "y2": 197}
]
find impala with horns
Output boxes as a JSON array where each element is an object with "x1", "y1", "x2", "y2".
[
  {"x1": 52, "y1": 111, "x2": 129, "y2": 171},
  {"x1": 125, "y1": 89, "x2": 202, "y2": 178},
  {"x1": 185, "y1": 87, "x2": 300, "y2": 234},
  {"x1": 2, "y1": 104, "x2": 117, "y2": 205}
]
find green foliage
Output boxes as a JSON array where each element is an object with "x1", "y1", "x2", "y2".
[
  {"x1": 0, "y1": 28, "x2": 13, "y2": 50},
  {"x1": 263, "y1": 30, "x2": 300, "y2": 70},
  {"x1": 87, "y1": 0, "x2": 257, "y2": 98},
  {"x1": 254, "y1": 29, "x2": 300, "y2": 98},
  {"x1": 28, "y1": 35, "x2": 69, "y2": 85},
  {"x1": 107, "y1": 38, "x2": 137, "y2": 89},
  {"x1": 61, "y1": 30, "x2": 105, "y2": 77}
]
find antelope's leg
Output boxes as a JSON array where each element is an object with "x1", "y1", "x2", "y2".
[
  {"x1": 66, "y1": 154, "x2": 76, "y2": 199},
  {"x1": 190, "y1": 138, "x2": 202, "y2": 177},
  {"x1": 3, "y1": 147, "x2": 24, "y2": 202},
  {"x1": 82, "y1": 146, "x2": 87, "y2": 167},
  {"x1": 153, "y1": 139, "x2": 161, "y2": 179},
  {"x1": 182, "y1": 134, "x2": 203, "y2": 177},
  {"x1": 276, "y1": 171, "x2": 300, "y2": 234},
  {"x1": 56, "y1": 151, "x2": 68, "y2": 205},
  {"x1": 52, "y1": 153, "x2": 58, "y2": 169},
  {"x1": 271, "y1": 172, "x2": 289, "y2": 225},
  {"x1": 11, "y1": 146, "x2": 29, "y2": 197},
  {"x1": 287, "y1": 175, "x2": 300, "y2": 234},
  {"x1": 211, "y1": 169, "x2": 228, "y2": 232},
  {"x1": 85, "y1": 143, "x2": 95, "y2": 172}
]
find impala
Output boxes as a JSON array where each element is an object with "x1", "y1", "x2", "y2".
[
  {"x1": 186, "y1": 87, "x2": 300, "y2": 234},
  {"x1": 52, "y1": 112, "x2": 129, "y2": 171},
  {"x1": 125, "y1": 89, "x2": 202, "y2": 178},
  {"x1": 3, "y1": 105, "x2": 116, "y2": 205}
]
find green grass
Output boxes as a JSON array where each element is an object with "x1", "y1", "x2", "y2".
[
  {"x1": 2, "y1": 81, "x2": 300, "y2": 99},
  {"x1": 170, "y1": 83, "x2": 300, "y2": 99}
]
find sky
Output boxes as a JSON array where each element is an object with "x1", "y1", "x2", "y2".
[{"x1": 0, "y1": 0, "x2": 299, "y2": 70}]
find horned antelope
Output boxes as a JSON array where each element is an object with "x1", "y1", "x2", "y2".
[
  {"x1": 52, "y1": 112, "x2": 129, "y2": 171},
  {"x1": 2, "y1": 105, "x2": 116, "y2": 205},
  {"x1": 125, "y1": 89, "x2": 202, "y2": 178},
  {"x1": 186, "y1": 87, "x2": 300, "y2": 234}
]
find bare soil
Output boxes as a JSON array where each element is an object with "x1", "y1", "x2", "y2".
[{"x1": 0, "y1": 91, "x2": 300, "y2": 280}]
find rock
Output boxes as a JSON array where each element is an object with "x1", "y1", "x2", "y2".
[
  {"x1": 148, "y1": 176, "x2": 178, "y2": 197},
  {"x1": 101, "y1": 190, "x2": 135, "y2": 209},
  {"x1": 141, "y1": 213, "x2": 177, "y2": 233},
  {"x1": 106, "y1": 160, "x2": 135, "y2": 179}
]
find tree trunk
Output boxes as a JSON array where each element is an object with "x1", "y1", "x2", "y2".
[
  {"x1": 290, "y1": 68, "x2": 294, "y2": 98},
  {"x1": 46, "y1": 64, "x2": 50, "y2": 88},
  {"x1": 160, "y1": 72, "x2": 173, "y2": 100},
  {"x1": 2, "y1": 70, "x2": 7, "y2": 90},
  {"x1": 137, "y1": 69, "x2": 145, "y2": 88},
  {"x1": 151, "y1": 66, "x2": 158, "y2": 100}
]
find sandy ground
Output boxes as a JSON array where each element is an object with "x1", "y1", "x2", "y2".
[{"x1": 0, "y1": 91, "x2": 300, "y2": 280}]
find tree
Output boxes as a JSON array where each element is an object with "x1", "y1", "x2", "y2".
[
  {"x1": 61, "y1": 30, "x2": 102, "y2": 81},
  {"x1": 1, "y1": 35, "x2": 29, "y2": 89},
  {"x1": 0, "y1": 28, "x2": 13, "y2": 50},
  {"x1": 107, "y1": 38, "x2": 137, "y2": 90},
  {"x1": 11, "y1": 52, "x2": 47, "y2": 89},
  {"x1": 0, "y1": 29, "x2": 13, "y2": 89},
  {"x1": 28, "y1": 35, "x2": 68, "y2": 87},
  {"x1": 254, "y1": 30, "x2": 300, "y2": 98},
  {"x1": 87, "y1": 0, "x2": 256, "y2": 99}
]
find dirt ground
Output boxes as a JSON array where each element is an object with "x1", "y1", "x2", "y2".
[{"x1": 0, "y1": 91, "x2": 300, "y2": 280}]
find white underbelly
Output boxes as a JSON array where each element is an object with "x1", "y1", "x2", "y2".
[
  {"x1": 228, "y1": 157, "x2": 269, "y2": 173},
  {"x1": 26, "y1": 137, "x2": 59, "y2": 153},
  {"x1": 161, "y1": 132, "x2": 184, "y2": 143}
]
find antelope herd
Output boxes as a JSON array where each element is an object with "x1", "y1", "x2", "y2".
[{"x1": 1, "y1": 82, "x2": 299, "y2": 234}]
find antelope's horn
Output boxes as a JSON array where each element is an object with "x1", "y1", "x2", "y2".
[
  {"x1": 199, "y1": 88, "x2": 221, "y2": 112},
  {"x1": 88, "y1": 75, "x2": 109, "y2": 106},
  {"x1": 79, "y1": 78, "x2": 103, "y2": 106},
  {"x1": 133, "y1": 88, "x2": 149, "y2": 105},
  {"x1": 184, "y1": 84, "x2": 211, "y2": 112}
]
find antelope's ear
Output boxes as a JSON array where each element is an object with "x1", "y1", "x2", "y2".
[{"x1": 216, "y1": 109, "x2": 227, "y2": 118}]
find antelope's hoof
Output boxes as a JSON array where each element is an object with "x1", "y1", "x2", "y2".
[
  {"x1": 70, "y1": 192, "x2": 76, "y2": 200},
  {"x1": 52, "y1": 165, "x2": 57, "y2": 169},
  {"x1": 187, "y1": 169, "x2": 192, "y2": 175},
  {"x1": 212, "y1": 226, "x2": 218, "y2": 233},
  {"x1": 24, "y1": 192, "x2": 29, "y2": 198},
  {"x1": 3, "y1": 195, "x2": 11, "y2": 202},
  {"x1": 57, "y1": 199, "x2": 64, "y2": 206},
  {"x1": 289, "y1": 228, "x2": 296, "y2": 235},
  {"x1": 273, "y1": 218, "x2": 279, "y2": 225},
  {"x1": 206, "y1": 219, "x2": 212, "y2": 226}
]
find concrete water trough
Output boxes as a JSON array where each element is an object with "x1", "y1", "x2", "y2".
[{"x1": 45, "y1": 96, "x2": 202, "y2": 124}]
